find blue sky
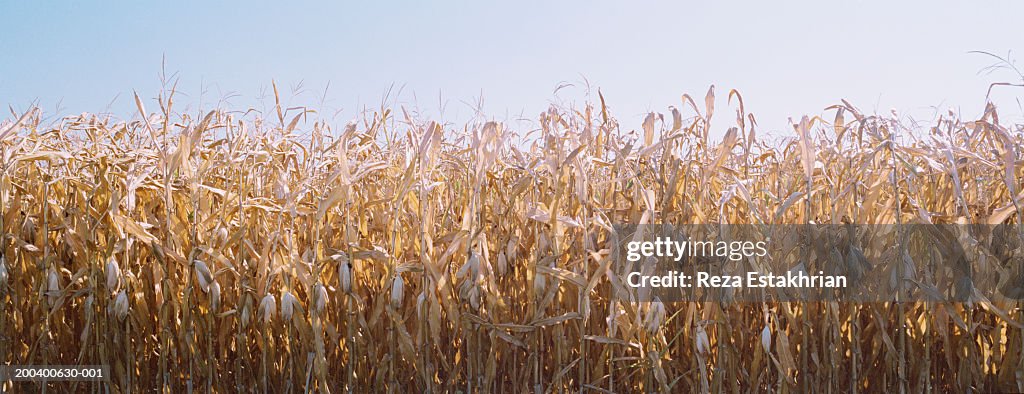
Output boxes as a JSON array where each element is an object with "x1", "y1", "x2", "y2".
[{"x1": 2, "y1": 1, "x2": 1023, "y2": 136}]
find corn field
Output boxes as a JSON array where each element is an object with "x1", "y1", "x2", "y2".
[{"x1": 0, "y1": 85, "x2": 1023, "y2": 393}]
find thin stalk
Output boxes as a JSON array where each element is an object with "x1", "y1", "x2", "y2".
[
  {"x1": 0, "y1": 156, "x2": 7, "y2": 391},
  {"x1": 418, "y1": 129, "x2": 432, "y2": 392},
  {"x1": 41, "y1": 167, "x2": 52, "y2": 394},
  {"x1": 801, "y1": 144, "x2": 812, "y2": 394},
  {"x1": 125, "y1": 247, "x2": 132, "y2": 391},
  {"x1": 887, "y1": 125, "x2": 907, "y2": 394},
  {"x1": 345, "y1": 199, "x2": 355, "y2": 393}
]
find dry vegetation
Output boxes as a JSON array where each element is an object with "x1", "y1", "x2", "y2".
[{"x1": 0, "y1": 84, "x2": 1023, "y2": 393}]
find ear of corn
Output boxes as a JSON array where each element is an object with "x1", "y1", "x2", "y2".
[
  {"x1": 0, "y1": 254, "x2": 8, "y2": 293},
  {"x1": 105, "y1": 257, "x2": 120, "y2": 291},
  {"x1": 260, "y1": 294, "x2": 276, "y2": 324},
  {"x1": 113, "y1": 290, "x2": 129, "y2": 322},
  {"x1": 0, "y1": 88, "x2": 1022, "y2": 392}
]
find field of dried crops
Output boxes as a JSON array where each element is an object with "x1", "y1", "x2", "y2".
[{"x1": 0, "y1": 86, "x2": 1022, "y2": 392}]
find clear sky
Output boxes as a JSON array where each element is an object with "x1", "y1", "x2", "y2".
[{"x1": 2, "y1": 1, "x2": 1023, "y2": 136}]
